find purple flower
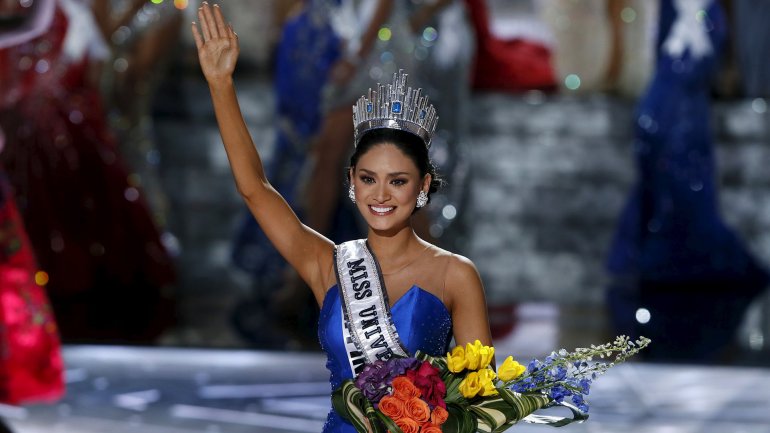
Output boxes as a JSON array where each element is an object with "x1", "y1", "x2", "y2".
[
  {"x1": 390, "y1": 357, "x2": 420, "y2": 376},
  {"x1": 355, "y1": 361, "x2": 391, "y2": 402},
  {"x1": 354, "y1": 357, "x2": 421, "y2": 404}
]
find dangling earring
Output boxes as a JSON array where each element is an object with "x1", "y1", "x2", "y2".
[
  {"x1": 348, "y1": 185, "x2": 356, "y2": 204},
  {"x1": 416, "y1": 191, "x2": 428, "y2": 208}
]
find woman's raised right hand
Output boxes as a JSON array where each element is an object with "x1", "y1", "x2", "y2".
[{"x1": 191, "y1": 2, "x2": 239, "y2": 83}]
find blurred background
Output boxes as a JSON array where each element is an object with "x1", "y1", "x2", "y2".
[{"x1": 1, "y1": 0, "x2": 770, "y2": 432}]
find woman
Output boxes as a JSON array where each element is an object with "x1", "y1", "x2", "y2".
[
  {"x1": 0, "y1": 0, "x2": 176, "y2": 343},
  {"x1": 606, "y1": 0, "x2": 768, "y2": 362},
  {"x1": 192, "y1": 3, "x2": 492, "y2": 431}
]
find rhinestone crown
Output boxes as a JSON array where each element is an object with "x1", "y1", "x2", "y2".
[{"x1": 352, "y1": 70, "x2": 438, "y2": 148}]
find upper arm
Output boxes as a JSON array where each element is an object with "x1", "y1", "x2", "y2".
[
  {"x1": 242, "y1": 182, "x2": 335, "y2": 301},
  {"x1": 445, "y1": 255, "x2": 493, "y2": 348}
]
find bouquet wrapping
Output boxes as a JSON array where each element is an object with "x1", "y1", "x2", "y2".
[{"x1": 332, "y1": 336, "x2": 650, "y2": 433}]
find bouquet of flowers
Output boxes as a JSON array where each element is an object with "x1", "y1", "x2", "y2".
[{"x1": 332, "y1": 335, "x2": 650, "y2": 433}]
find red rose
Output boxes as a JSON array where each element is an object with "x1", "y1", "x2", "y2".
[{"x1": 406, "y1": 361, "x2": 446, "y2": 409}]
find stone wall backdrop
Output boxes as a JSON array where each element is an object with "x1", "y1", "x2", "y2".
[{"x1": 461, "y1": 93, "x2": 770, "y2": 350}]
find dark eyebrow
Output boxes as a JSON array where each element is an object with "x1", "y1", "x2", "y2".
[{"x1": 359, "y1": 168, "x2": 410, "y2": 177}]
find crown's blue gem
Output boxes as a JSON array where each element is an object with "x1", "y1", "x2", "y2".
[
  {"x1": 392, "y1": 101, "x2": 402, "y2": 114},
  {"x1": 366, "y1": 103, "x2": 373, "y2": 113},
  {"x1": 419, "y1": 109, "x2": 427, "y2": 119}
]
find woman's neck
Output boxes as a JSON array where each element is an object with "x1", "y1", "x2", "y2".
[{"x1": 366, "y1": 225, "x2": 424, "y2": 265}]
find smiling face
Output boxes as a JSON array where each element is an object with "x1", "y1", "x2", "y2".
[{"x1": 350, "y1": 143, "x2": 430, "y2": 235}]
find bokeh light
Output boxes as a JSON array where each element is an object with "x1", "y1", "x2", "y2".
[
  {"x1": 621, "y1": 7, "x2": 637, "y2": 23},
  {"x1": 422, "y1": 27, "x2": 438, "y2": 42},
  {"x1": 377, "y1": 27, "x2": 392, "y2": 42},
  {"x1": 752, "y1": 98, "x2": 767, "y2": 114},
  {"x1": 174, "y1": 0, "x2": 189, "y2": 9},
  {"x1": 564, "y1": 74, "x2": 581, "y2": 90},
  {"x1": 635, "y1": 308, "x2": 651, "y2": 324},
  {"x1": 35, "y1": 271, "x2": 49, "y2": 286}
]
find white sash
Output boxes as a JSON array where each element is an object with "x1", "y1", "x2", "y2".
[{"x1": 335, "y1": 240, "x2": 408, "y2": 376}]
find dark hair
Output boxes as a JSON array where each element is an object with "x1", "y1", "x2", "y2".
[{"x1": 348, "y1": 129, "x2": 443, "y2": 207}]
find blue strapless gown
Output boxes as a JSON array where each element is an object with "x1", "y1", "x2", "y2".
[{"x1": 318, "y1": 285, "x2": 453, "y2": 433}]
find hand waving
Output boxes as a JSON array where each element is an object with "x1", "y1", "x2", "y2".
[{"x1": 191, "y1": 2, "x2": 239, "y2": 83}]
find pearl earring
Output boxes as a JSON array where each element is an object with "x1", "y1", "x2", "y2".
[
  {"x1": 416, "y1": 191, "x2": 428, "y2": 208},
  {"x1": 348, "y1": 185, "x2": 356, "y2": 204}
]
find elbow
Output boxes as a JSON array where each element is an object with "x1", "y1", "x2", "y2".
[{"x1": 235, "y1": 179, "x2": 269, "y2": 203}]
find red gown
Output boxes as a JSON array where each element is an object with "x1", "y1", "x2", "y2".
[
  {"x1": 464, "y1": 0, "x2": 557, "y2": 92},
  {"x1": 0, "y1": 5, "x2": 176, "y2": 343}
]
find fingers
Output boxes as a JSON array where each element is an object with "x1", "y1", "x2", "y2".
[
  {"x1": 213, "y1": 4, "x2": 229, "y2": 40},
  {"x1": 191, "y1": 22, "x2": 203, "y2": 50},
  {"x1": 197, "y1": 5, "x2": 212, "y2": 41},
  {"x1": 228, "y1": 23, "x2": 238, "y2": 42},
  {"x1": 201, "y1": 2, "x2": 219, "y2": 39}
]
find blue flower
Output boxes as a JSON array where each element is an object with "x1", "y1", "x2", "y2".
[
  {"x1": 548, "y1": 385, "x2": 570, "y2": 403},
  {"x1": 572, "y1": 394, "x2": 589, "y2": 413},
  {"x1": 578, "y1": 378, "x2": 591, "y2": 395}
]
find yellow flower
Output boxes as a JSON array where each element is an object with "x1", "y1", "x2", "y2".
[
  {"x1": 477, "y1": 368, "x2": 499, "y2": 396},
  {"x1": 464, "y1": 340, "x2": 495, "y2": 371},
  {"x1": 478, "y1": 344, "x2": 495, "y2": 370},
  {"x1": 464, "y1": 341, "x2": 481, "y2": 370},
  {"x1": 447, "y1": 346, "x2": 469, "y2": 373},
  {"x1": 459, "y1": 371, "x2": 482, "y2": 398},
  {"x1": 497, "y1": 356, "x2": 526, "y2": 382}
]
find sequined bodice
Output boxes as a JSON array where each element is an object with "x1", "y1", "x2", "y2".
[{"x1": 318, "y1": 284, "x2": 452, "y2": 432}]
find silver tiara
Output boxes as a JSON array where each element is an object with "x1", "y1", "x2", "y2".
[{"x1": 352, "y1": 70, "x2": 438, "y2": 148}]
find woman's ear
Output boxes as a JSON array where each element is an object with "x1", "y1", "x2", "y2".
[
  {"x1": 422, "y1": 173, "x2": 432, "y2": 192},
  {"x1": 348, "y1": 167, "x2": 355, "y2": 183}
]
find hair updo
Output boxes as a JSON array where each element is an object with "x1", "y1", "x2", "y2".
[{"x1": 348, "y1": 129, "x2": 444, "y2": 208}]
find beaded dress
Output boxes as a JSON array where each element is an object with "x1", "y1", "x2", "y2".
[
  {"x1": 318, "y1": 284, "x2": 452, "y2": 432},
  {"x1": 606, "y1": 0, "x2": 769, "y2": 362}
]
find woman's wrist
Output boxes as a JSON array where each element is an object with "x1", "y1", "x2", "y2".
[{"x1": 207, "y1": 76, "x2": 234, "y2": 91}]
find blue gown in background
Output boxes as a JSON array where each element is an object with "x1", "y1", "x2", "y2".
[
  {"x1": 231, "y1": 2, "x2": 340, "y2": 281},
  {"x1": 318, "y1": 285, "x2": 453, "y2": 433},
  {"x1": 607, "y1": 0, "x2": 768, "y2": 362},
  {"x1": 229, "y1": 2, "x2": 363, "y2": 347}
]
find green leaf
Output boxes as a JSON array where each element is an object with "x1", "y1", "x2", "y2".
[
  {"x1": 331, "y1": 380, "x2": 385, "y2": 433},
  {"x1": 375, "y1": 411, "x2": 404, "y2": 433},
  {"x1": 442, "y1": 402, "x2": 477, "y2": 433},
  {"x1": 521, "y1": 401, "x2": 589, "y2": 427}
]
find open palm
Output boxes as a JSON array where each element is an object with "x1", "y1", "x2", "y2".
[{"x1": 191, "y1": 3, "x2": 239, "y2": 82}]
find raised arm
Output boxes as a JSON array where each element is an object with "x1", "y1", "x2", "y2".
[{"x1": 192, "y1": 3, "x2": 334, "y2": 302}]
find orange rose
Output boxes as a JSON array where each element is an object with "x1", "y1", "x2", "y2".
[
  {"x1": 379, "y1": 395, "x2": 405, "y2": 421},
  {"x1": 430, "y1": 405, "x2": 449, "y2": 425},
  {"x1": 392, "y1": 377, "x2": 421, "y2": 401},
  {"x1": 421, "y1": 424, "x2": 443, "y2": 433},
  {"x1": 394, "y1": 417, "x2": 420, "y2": 433},
  {"x1": 405, "y1": 397, "x2": 430, "y2": 423}
]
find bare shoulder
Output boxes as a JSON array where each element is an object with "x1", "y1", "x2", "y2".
[
  {"x1": 444, "y1": 252, "x2": 482, "y2": 286},
  {"x1": 424, "y1": 245, "x2": 482, "y2": 290}
]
